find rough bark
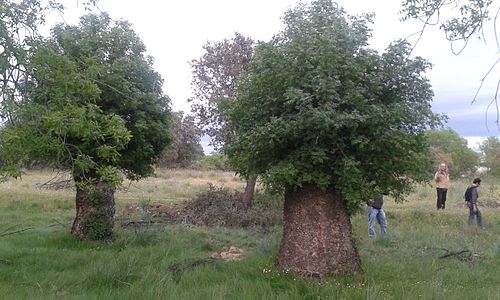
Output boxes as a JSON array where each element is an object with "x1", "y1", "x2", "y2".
[
  {"x1": 71, "y1": 180, "x2": 116, "y2": 241},
  {"x1": 242, "y1": 177, "x2": 256, "y2": 209},
  {"x1": 278, "y1": 185, "x2": 362, "y2": 277}
]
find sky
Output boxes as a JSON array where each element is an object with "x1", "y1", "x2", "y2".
[{"x1": 55, "y1": 0, "x2": 500, "y2": 151}]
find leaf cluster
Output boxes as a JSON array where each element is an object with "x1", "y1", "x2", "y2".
[
  {"x1": 225, "y1": 0, "x2": 444, "y2": 210},
  {"x1": 1, "y1": 13, "x2": 171, "y2": 186}
]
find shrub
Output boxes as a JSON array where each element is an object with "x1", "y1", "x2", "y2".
[{"x1": 178, "y1": 184, "x2": 282, "y2": 229}]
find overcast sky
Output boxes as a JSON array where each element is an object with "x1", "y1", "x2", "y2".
[{"x1": 56, "y1": 0, "x2": 500, "y2": 150}]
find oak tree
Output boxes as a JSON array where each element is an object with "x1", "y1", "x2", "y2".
[
  {"x1": 226, "y1": 0, "x2": 443, "y2": 276},
  {"x1": 0, "y1": 13, "x2": 171, "y2": 240}
]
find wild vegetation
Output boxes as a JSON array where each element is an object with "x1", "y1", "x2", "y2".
[{"x1": 0, "y1": 168, "x2": 499, "y2": 300}]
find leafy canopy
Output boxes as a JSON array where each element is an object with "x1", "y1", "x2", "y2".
[
  {"x1": 0, "y1": 13, "x2": 171, "y2": 185},
  {"x1": 225, "y1": 0, "x2": 443, "y2": 210}
]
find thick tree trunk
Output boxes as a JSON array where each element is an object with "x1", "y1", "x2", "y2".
[
  {"x1": 278, "y1": 185, "x2": 362, "y2": 277},
  {"x1": 71, "y1": 180, "x2": 116, "y2": 241},
  {"x1": 242, "y1": 177, "x2": 256, "y2": 209}
]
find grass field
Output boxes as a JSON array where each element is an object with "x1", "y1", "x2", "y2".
[{"x1": 0, "y1": 169, "x2": 499, "y2": 300}]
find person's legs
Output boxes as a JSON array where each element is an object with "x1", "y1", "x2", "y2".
[
  {"x1": 476, "y1": 210, "x2": 483, "y2": 228},
  {"x1": 436, "y1": 188, "x2": 441, "y2": 209},
  {"x1": 367, "y1": 206, "x2": 377, "y2": 238},
  {"x1": 377, "y1": 208, "x2": 387, "y2": 238},
  {"x1": 441, "y1": 189, "x2": 447, "y2": 209},
  {"x1": 468, "y1": 207, "x2": 475, "y2": 225}
]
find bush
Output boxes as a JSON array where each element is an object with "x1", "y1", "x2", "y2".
[{"x1": 178, "y1": 184, "x2": 282, "y2": 229}]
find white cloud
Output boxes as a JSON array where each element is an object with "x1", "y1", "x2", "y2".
[{"x1": 464, "y1": 136, "x2": 487, "y2": 151}]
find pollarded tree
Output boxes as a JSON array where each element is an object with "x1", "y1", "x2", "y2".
[
  {"x1": 189, "y1": 32, "x2": 257, "y2": 208},
  {"x1": 225, "y1": 0, "x2": 443, "y2": 276},
  {"x1": 0, "y1": 13, "x2": 171, "y2": 240}
]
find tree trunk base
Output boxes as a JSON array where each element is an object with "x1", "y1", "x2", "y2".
[
  {"x1": 71, "y1": 181, "x2": 115, "y2": 241},
  {"x1": 242, "y1": 178, "x2": 256, "y2": 209},
  {"x1": 278, "y1": 185, "x2": 362, "y2": 277}
]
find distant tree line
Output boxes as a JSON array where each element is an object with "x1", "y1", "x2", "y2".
[{"x1": 426, "y1": 129, "x2": 500, "y2": 178}]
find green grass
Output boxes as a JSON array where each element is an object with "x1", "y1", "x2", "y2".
[{"x1": 1, "y1": 170, "x2": 499, "y2": 299}]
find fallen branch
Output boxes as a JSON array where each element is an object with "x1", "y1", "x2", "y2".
[
  {"x1": 439, "y1": 250, "x2": 471, "y2": 259},
  {"x1": 0, "y1": 227, "x2": 34, "y2": 237}
]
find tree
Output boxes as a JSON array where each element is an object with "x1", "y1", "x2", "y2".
[
  {"x1": 426, "y1": 129, "x2": 479, "y2": 177},
  {"x1": 401, "y1": 0, "x2": 500, "y2": 128},
  {"x1": 159, "y1": 111, "x2": 204, "y2": 168},
  {"x1": 189, "y1": 32, "x2": 257, "y2": 208},
  {"x1": 0, "y1": 13, "x2": 171, "y2": 240},
  {"x1": 479, "y1": 136, "x2": 500, "y2": 177},
  {"x1": 225, "y1": 0, "x2": 443, "y2": 276}
]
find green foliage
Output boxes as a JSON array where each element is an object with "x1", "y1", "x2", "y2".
[
  {"x1": 159, "y1": 111, "x2": 204, "y2": 168},
  {"x1": 0, "y1": 0, "x2": 45, "y2": 118},
  {"x1": 225, "y1": 0, "x2": 443, "y2": 212},
  {"x1": 0, "y1": 13, "x2": 171, "y2": 185},
  {"x1": 0, "y1": 0, "x2": 98, "y2": 119},
  {"x1": 479, "y1": 136, "x2": 500, "y2": 177},
  {"x1": 198, "y1": 153, "x2": 231, "y2": 171},
  {"x1": 426, "y1": 129, "x2": 480, "y2": 177}
]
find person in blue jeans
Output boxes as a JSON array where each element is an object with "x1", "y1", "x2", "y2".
[
  {"x1": 367, "y1": 193, "x2": 387, "y2": 239},
  {"x1": 467, "y1": 178, "x2": 483, "y2": 228}
]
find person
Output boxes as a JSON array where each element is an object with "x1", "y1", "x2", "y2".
[
  {"x1": 367, "y1": 193, "x2": 387, "y2": 239},
  {"x1": 467, "y1": 178, "x2": 483, "y2": 228},
  {"x1": 434, "y1": 163, "x2": 449, "y2": 209}
]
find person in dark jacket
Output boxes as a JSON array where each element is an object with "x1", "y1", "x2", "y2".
[
  {"x1": 467, "y1": 178, "x2": 483, "y2": 228},
  {"x1": 367, "y1": 193, "x2": 387, "y2": 239}
]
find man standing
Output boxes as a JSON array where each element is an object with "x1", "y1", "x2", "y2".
[
  {"x1": 367, "y1": 193, "x2": 387, "y2": 239},
  {"x1": 434, "y1": 163, "x2": 450, "y2": 209},
  {"x1": 467, "y1": 178, "x2": 483, "y2": 228}
]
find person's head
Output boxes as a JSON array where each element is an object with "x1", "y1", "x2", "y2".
[
  {"x1": 438, "y1": 163, "x2": 447, "y2": 171},
  {"x1": 473, "y1": 178, "x2": 481, "y2": 185}
]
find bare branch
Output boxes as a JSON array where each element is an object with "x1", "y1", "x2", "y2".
[{"x1": 472, "y1": 57, "x2": 500, "y2": 104}]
